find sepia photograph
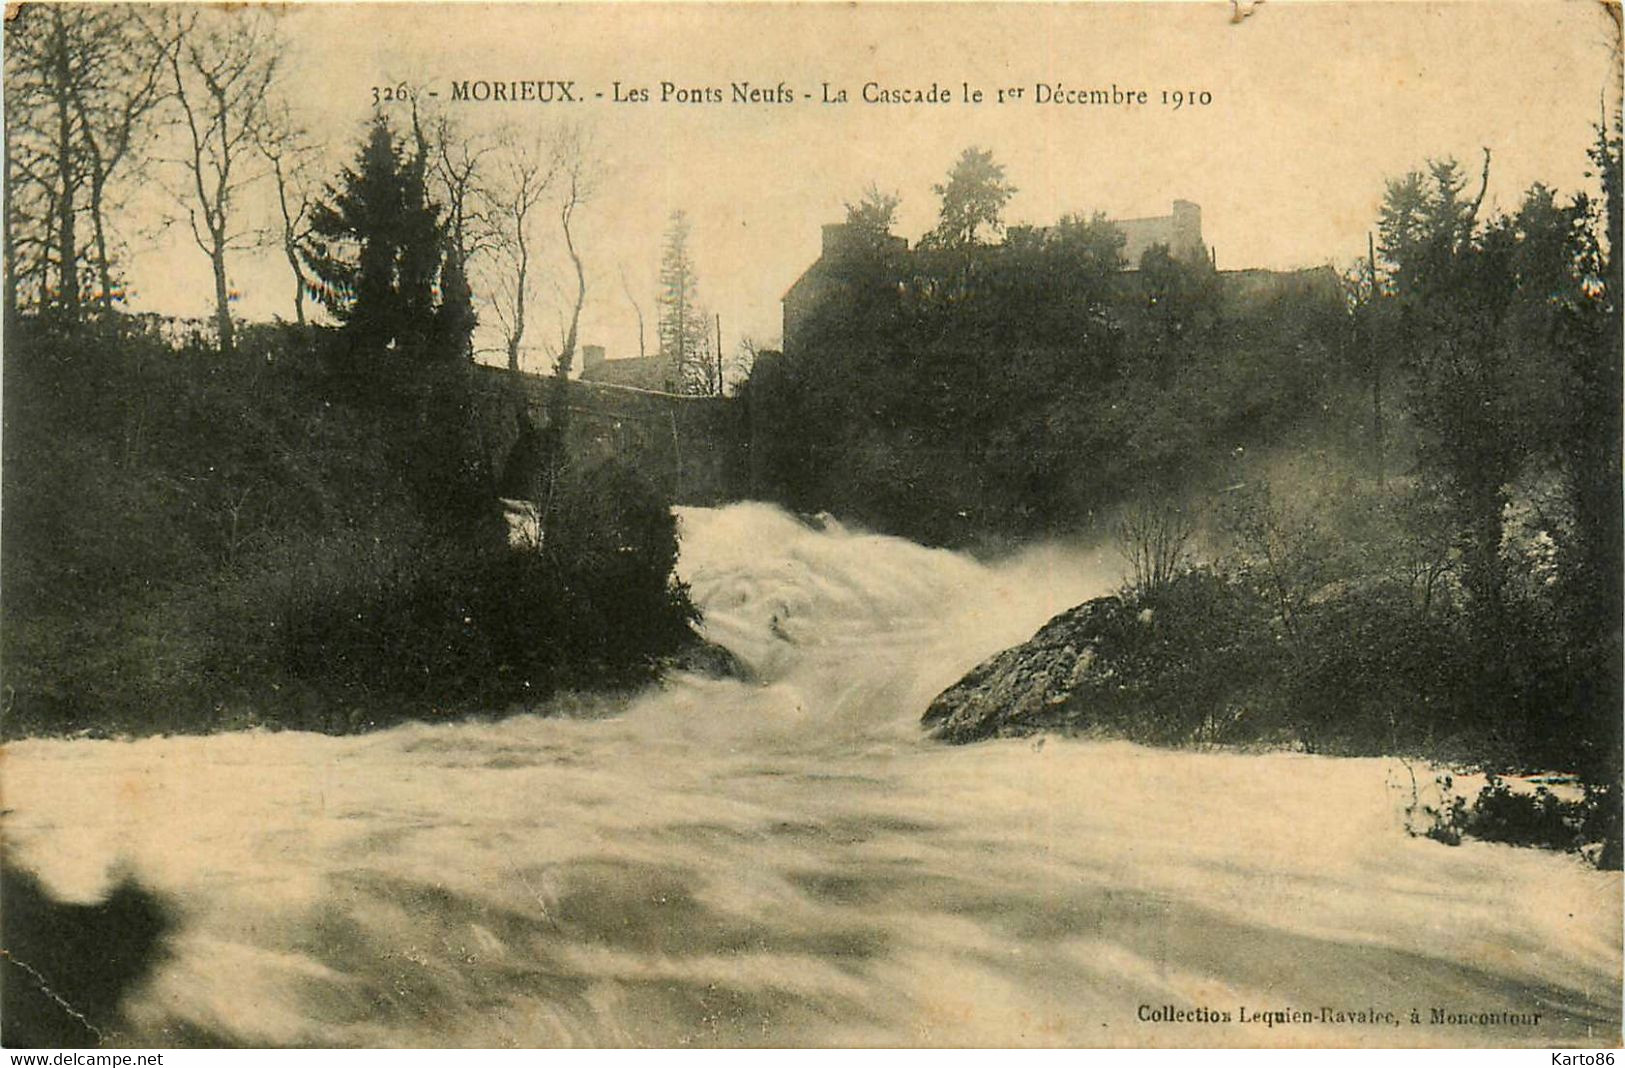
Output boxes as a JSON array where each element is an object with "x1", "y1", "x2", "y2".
[{"x1": 0, "y1": 0, "x2": 1621, "y2": 1051}]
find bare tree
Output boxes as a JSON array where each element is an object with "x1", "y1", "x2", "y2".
[
  {"x1": 480, "y1": 124, "x2": 598, "y2": 543},
  {"x1": 482, "y1": 134, "x2": 556, "y2": 374},
  {"x1": 5, "y1": 5, "x2": 92, "y2": 322},
  {"x1": 3, "y1": 27, "x2": 59, "y2": 320},
  {"x1": 427, "y1": 113, "x2": 495, "y2": 272},
  {"x1": 733, "y1": 335, "x2": 765, "y2": 385},
  {"x1": 5, "y1": 7, "x2": 176, "y2": 325},
  {"x1": 422, "y1": 111, "x2": 495, "y2": 361},
  {"x1": 254, "y1": 100, "x2": 318, "y2": 326},
  {"x1": 535, "y1": 124, "x2": 598, "y2": 546},
  {"x1": 619, "y1": 262, "x2": 647, "y2": 359},
  {"x1": 551, "y1": 123, "x2": 595, "y2": 385},
  {"x1": 1116, "y1": 498, "x2": 1196, "y2": 597},
  {"x1": 163, "y1": 8, "x2": 280, "y2": 355},
  {"x1": 68, "y1": 8, "x2": 170, "y2": 313}
]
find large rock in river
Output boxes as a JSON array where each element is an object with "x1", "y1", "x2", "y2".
[
  {"x1": 661, "y1": 634, "x2": 754, "y2": 682},
  {"x1": 924, "y1": 569, "x2": 1275, "y2": 745},
  {"x1": 922, "y1": 594, "x2": 1133, "y2": 744}
]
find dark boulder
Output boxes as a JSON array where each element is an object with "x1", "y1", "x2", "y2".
[
  {"x1": 922, "y1": 594, "x2": 1134, "y2": 744},
  {"x1": 661, "y1": 635, "x2": 755, "y2": 683},
  {"x1": 922, "y1": 569, "x2": 1277, "y2": 746}
]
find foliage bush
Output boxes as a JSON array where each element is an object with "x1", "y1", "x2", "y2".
[
  {"x1": 1, "y1": 318, "x2": 698, "y2": 737},
  {"x1": 1082, "y1": 568, "x2": 1280, "y2": 746},
  {"x1": 1415, "y1": 775, "x2": 1620, "y2": 869},
  {"x1": 1044, "y1": 458, "x2": 1603, "y2": 772},
  {"x1": 742, "y1": 231, "x2": 1346, "y2": 548},
  {"x1": 1056, "y1": 457, "x2": 1620, "y2": 863}
]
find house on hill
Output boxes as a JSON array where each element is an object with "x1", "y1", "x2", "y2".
[
  {"x1": 782, "y1": 200, "x2": 1211, "y2": 349},
  {"x1": 1110, "y1": 199, "x2": 1208, "y2": 267},
  {"x1": 780, "y1": 200, "x2": 1338, "y2": 352}
]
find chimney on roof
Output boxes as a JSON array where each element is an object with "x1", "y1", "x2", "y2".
[
  {"x1": 1171, "y1": 200, "x2": 1204, "y2": 261},
  {"x1": 821, "y1": 223, "x2": 858, "y2": 259},
  {"x1": 821, "y1": 221, "x2": 906, "y2": 262}
]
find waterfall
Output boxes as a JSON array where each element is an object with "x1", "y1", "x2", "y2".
[{"x1": 2, "y1": 503, "x2": 1616, "y2": 1047}]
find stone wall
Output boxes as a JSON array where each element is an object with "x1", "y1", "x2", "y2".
[
  {"x1": 1115, "y1": 200, "x2": 1206, "y2": 267},
  {"x1": 473, "y1": 366, "x2": 746, "y2": 506}
]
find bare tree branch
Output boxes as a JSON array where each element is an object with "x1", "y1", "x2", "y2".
[{"x1": 163, "y1": 6, "x2": 280, "y2": 354}]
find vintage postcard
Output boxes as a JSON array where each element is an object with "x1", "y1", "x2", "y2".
[{"x1": 1, "y1": 0, "x2": 1621, "y2": 1051}]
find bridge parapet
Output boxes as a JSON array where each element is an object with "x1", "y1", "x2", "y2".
[{"x1": 472, "y1": 365, "x2": 745, "y2": 506}]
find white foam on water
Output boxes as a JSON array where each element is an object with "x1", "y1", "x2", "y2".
[{"x1": 3, "y1": 502, "x2": 1618, "y2": 1046}]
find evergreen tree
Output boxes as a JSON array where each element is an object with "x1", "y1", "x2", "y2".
[
  {"x1": 397, "y1": 113, "x2": 442, "y2": 352},
  {"x1": 1566, "y1": 113, "x2": 1623, "y2": 625},
  {"x1": 304, "y1": 114, "x2": 450, "y2": 359},
  {"x1": 1558, "y1": 113, "x2": 1624, "y2": 790},
  {"x1": 656, "y1": 209, "x2": 712, "y2": 394},
  {"x1": 434, "y1": 235, "x2": 477, "y2": 361}
]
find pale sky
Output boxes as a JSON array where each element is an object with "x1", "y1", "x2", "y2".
[{"x1": 115, "y1": 1, "x2": 1622, "y2": 371}]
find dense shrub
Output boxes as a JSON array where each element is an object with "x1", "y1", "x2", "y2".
[
  {"x1": 1065, "y1": 465, "x2": 1620, "y2": 862},
  {"x1": 1082, "y1": 568, "x2": 1280, "y2": 745},
  {"x1": 1416, "y1": 775, "x2": 1620, "y2": 869},
  {"x1": 1050, "y1": 469, "x2": 1592, "y2": 767},
  {"x1": 742, "y1": 240, "x2": 1345, "y2": 548},
  {"x1": 1065, "y1": 565, "x2": 1468, "y2": 755},
  {"x1": 1, "y1": 318, "x2": 698, "y2": 737}
]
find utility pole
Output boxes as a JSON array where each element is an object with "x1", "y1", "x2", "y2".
[{"x1": 715, "y1": 313, "x2": 723, "y2": 396}]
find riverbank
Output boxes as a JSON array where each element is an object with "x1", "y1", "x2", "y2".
[
  {"x1": 4, "y1": 500, "x2": 1618, "y2": 1045},
  {"x1": 1, "y1": 320, "x2": 703, "y2": 741},
  {"x1": 922, "y1": 568, "x2": 1622, "y2": 868}
]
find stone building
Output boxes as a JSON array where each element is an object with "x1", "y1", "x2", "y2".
[
  {"x1": 782, "y1": 201, "x2": 1211, "y2": 350},
  {"x1": 1112, "y1": 199, "x2": 1207, "y2": 267},
  {"x1": 780, "y1": 201, "x2": 1344, "y2": 353}
]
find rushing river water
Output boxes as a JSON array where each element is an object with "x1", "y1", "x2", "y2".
[{"x1": 3, "y1": 503, "x2": 1620, "y2": 1047}]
